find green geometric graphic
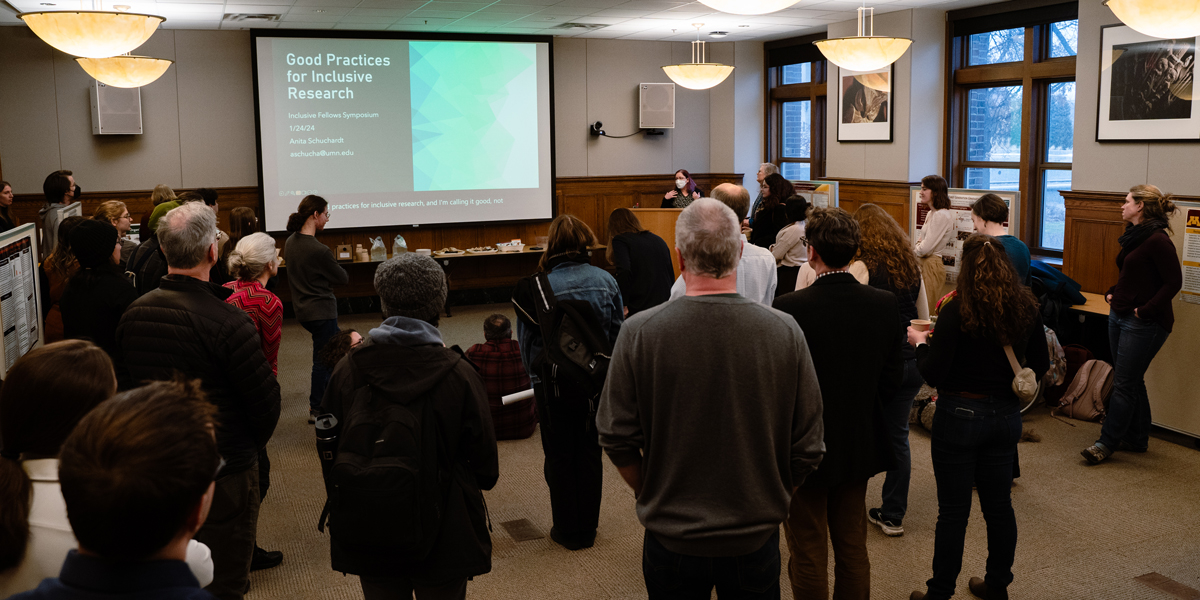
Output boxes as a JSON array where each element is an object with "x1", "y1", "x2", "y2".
[{"x1": 409, "y1": 41, "x2": 539, "y2": 192}]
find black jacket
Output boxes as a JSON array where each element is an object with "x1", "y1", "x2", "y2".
[
  {"x1": 61, "y1": 267, "x2": 139, "y2": 387},
  {"x1": 773, "y1": 272, "x2": 903, "y2": 489},
  {"x1": 321, "y1": 328, "x2": 499, "y2": 583},
  {"x1": 117, "y1": 274, "x2": 281, "y2": 475},
  {"x1": 127, "y1": 232, "x2": 168, "y2": 296},
  {"x1": 611, "y1": 230, "x2": 674, "y2": 317},
  {"x1": 750, "y1": 204, "x2": 789, "y2": 249}
]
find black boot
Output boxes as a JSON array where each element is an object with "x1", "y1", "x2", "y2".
[{"x1": 250, "y1": 545, "x2": 283, "y2": 571}]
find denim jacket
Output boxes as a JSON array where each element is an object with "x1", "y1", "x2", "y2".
[{"x1": 516, "y1": 258, "x2": 624, "y2": 384}]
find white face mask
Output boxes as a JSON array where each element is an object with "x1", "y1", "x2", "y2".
[{"x1": 675, "y1": 179, "x2": 687, "y2": 189}]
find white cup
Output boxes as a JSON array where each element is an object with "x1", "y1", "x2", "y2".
[{"x1": 416, "y1": 248, "x2": 432, "y2": 256}]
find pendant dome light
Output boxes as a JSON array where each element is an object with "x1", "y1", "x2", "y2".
[
  {"x1": 697, "y1": 0, "x2": 802, "y2": 15},
  {"x1": 76, "y1": 55, "x2": 174, "y2": 88},
  {"x1": 814, "y1": 7, "x2": 912, "y2": 72},
  {"x1": 662, "y1": 24, "x2": 735, "y2": 90},
  {"x1": 18, "y1": 10, "x2": 165, "y2": 59},
  {"x1": 1104, "y1": 0, "x2": 1200, "y2": 39}
]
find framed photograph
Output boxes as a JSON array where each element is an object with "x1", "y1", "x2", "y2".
[
  {"x1": 836, "y1": 64, "x2": 893, "y2": 142},
  {"x1": 1097, "y1": 24, "x2": 1199, "y2": 141}
]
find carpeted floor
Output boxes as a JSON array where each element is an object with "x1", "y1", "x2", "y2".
[{"x1": 247, "y1": 303, "x2": 1200, "y2": 600}]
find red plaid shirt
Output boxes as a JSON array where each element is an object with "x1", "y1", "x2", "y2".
[{"x1": 465, "y1": 338, "x2": 537, "y2": 440}]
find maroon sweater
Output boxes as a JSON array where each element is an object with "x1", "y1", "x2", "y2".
[{"x1": 1107, "y1": 229, "x2": 1182, "y2": 332}]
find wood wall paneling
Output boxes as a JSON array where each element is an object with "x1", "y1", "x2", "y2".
[
  {"x1": 822, "y1": 177, "x2": 918, "y2": 228},
  {"x1": 1062, "y1": 189, "x2": 1125, "y2": 294}
]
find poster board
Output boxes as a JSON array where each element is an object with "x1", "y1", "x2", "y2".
[
  {"x1": 1148, "y1": 201, "x2": 1200, "y2": 437},
  {"x1": 909, "y1": 187, "x2": 1020, "y2": 284},
  {"x1": 0, "y1": 224, "x2": 45, "y2": 374},
  {"x1": 788, "y1": 180, "x2": 839, "y2": 210}
]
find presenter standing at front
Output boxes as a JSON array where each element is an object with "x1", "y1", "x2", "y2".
[
  {"x1": 284, "y1": 195, "x2": 348, "y2": 423},
  {"x1": 661, "y1": 169, "x2": 703, "y2": 208},
  {"x1": 914, "y1": 175, "x2": 955, "y2": 311}
]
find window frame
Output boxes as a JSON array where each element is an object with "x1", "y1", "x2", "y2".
[
  {"x1": 768, "y1": 61, "x2": 827, "y2": 180},
  {"x1": 945, "y1": 7, "x2": 1077, "y2": 257}
]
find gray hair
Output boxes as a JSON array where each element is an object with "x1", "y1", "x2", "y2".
[
  {"x1": 675, "y1": 198, "x2": 740, "y2": 279},
  {"x1": 158, "y1": 202, "x2": 217, "y2": 269},
  {"x1": 227, "y1": 232, "x2": 277, "y2": 281},
  {"x1": 760, "y1": 163, "x2": 779, "y2": 176}
]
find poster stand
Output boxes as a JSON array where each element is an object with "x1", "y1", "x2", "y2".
[
  {"x1": 788, "y1": 180, "x2": 839, "y2": 210},
  {"x1": 909, "y1": 187, "x2": 1020, "y2": 285}
]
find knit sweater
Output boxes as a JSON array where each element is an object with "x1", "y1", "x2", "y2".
[
  {"x1": 283, "y1": 233, "x2": 348, "y2": 322},
  {"x1": 224, "y1": 279, "x2": 283, "y2": 375},
  {"x1": 597, "y1": 294, "x2": 825, "y2": 557},
  {"x1": 1107, "y1": 229, "x2": 1182, "y2": 333}
]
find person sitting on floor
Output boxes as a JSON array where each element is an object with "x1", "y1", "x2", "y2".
[{"x1": 465, "y1": 314, "x2": 538, "y2": 440}]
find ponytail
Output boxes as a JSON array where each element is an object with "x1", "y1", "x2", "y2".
[
  {"x1": 286, "y1": 195, "x2": 327, "y2": 233},
  {"x1": 0, "y1": 455, "x2": 32, "y2": 570},
  {"x1": 227, "y1": 232, "x2": 277, "y2": 281},
  {"x1": 1130, "y1": 184, "x2": 1179, "y2": 234}
]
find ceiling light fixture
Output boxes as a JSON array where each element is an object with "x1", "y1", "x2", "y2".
[
  {"x1": 662, "y1": 23, "x2": 734, "y2": 90},
  {"x1": 697, "y1": 0, "x2": 801, "y2": 15},
  {"x1": 76, "y1": 54, "x2": 174, "y2": 88},
  {"x1": 1104, "y1": 0, "x2": 1200, "y2": 39},
  {"x1": 814, "y1": 6, "x2": 911, "y2": 72},
  {"x1": 709, "y1": 31, "x2": 728, "y2": 37},
  {"x1": 18, "y1": 9, "x2": 165, "y2": 59}
]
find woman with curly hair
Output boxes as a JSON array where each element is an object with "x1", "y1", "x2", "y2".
[
  {"x1": 853, "y1": 203, "x2": 927, "y2": 537},
  {"x1": 1081, "y1": 184, "x2": 1181, "y2": 464},
  {"x1": 907, "y1": 234, "x2": 1049, "y2": 600},
  {"x1": 750, "y1": 173, "x2": 795, "y2": 248},
  {"x1": 914, "y1": 174, "x2": 954, "y2": 310}
]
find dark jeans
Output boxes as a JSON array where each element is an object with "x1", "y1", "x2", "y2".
[
  {"x1": 784, "y1": 480, "x2": 870, "y2": 600},
  {"x1": 925, "y1": 393, "x2": 1021, "y2": 600},
  {"x1": 301, "y1": 318, "x2": 340, "y2": 410},
  {"x1": 1097, "y1": 311, "x2": 1170, "y2": 452},
  {"x1": 879, "y1": 358, "x2": 923, "y2": 523},
  {"x1": 196, "y1": 465, "x2": 260, "y2": 600},
  {"x1": 533, "y1": 381, "x2": 602, "y2": 538},
  {"x1": 360, "y1": 575, "x2": 467, "y2": 600},
  {"x1": 643, "y1": 529, "x2": 780, "y2": 600}
]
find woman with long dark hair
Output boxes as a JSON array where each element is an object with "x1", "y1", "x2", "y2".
[
  {"x1": 914, "y1": 174, "x2": 954, "y2": 310},
  {"x1": 853, "y1": 203, "x2": 926, "y2": 537},
  {"x1": 1081, "y1": 184, "x2": 1182, "y2": 464},
  {"x1": 221, "y1": 207, "x2": 259, "y2": 270},
  {"x1": 770, "y1": 196, "x2": 810, "y2": 296},
  {"x1": 606, "y1": 208, "x2": 673, "y2": 317},
  {"x1": 661, "y1": 169, "x2": 704, "y2": 208},
  {"x1": 908, "y1": 234, "x2": 1049, "y2": 600},
  {"x1": 284, "y1": 195, "x2": 348, "y2": 423},
  {"x1": 0, "y1": 181, "x2": 18, "y2": 233},
  {"x1": 39, "y1": 216, "x2": 87, "y2": 344},
  {"x1": 750, "y1": 173, "x2": 794, "y2": 248},
  {"x1": 513, "y1": 214, "x2": 623, "y2": 551},
  {"x1": 59, "y1": 220, "x2": 138, "y2": 377}
]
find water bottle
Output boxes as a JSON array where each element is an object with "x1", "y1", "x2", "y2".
[{"x1": 314, "y1": 414, "x2": 340, "y2": 488}]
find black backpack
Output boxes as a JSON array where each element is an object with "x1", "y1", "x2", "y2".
[
  {"x1": 513, "y1": 271, "x2": 613, "y2": 405},
  {"x1": 317, "y1": 347, "x2": 450, "y2": 563}
]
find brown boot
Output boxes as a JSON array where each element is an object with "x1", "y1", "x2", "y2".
[
  {"x1": 968, "y1": 577, "x2": 1009, "y2": 600},
  {"x1": 909, "y1": 592, "x2": 927, "y2": 600}
]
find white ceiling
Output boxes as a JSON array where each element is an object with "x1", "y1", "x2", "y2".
[{"x1": 0, "y1": 0, "x2": 986, "y2": 42}]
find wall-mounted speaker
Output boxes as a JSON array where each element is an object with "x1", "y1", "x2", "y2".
[
  {"x1": 639, "y1": 83, "x2": 675, "y2": 129},
  {"x1": 90, "y1": 81, "x2": 143, "y2": 135}
]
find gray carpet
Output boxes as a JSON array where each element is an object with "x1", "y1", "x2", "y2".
[{"x1": 246, "y1": 304, "x2": 1200, "y2": 600}]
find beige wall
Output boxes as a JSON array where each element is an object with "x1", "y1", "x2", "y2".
[
  {"x1": 825, "y1": 8, "x2": 945, "y2": 182},
  {"x1": 1072, "y1": 1, "x2": 1200, "y2": 194},
  {"x1": 1, "y1": 30, "x2": 759, "y2": 195}
]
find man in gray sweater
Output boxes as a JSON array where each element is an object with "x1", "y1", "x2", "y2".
[{"x1": 597, "y1": 198, "x2": 825, "y2": 600}]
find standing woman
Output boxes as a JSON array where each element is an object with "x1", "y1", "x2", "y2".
[
  {"x1": 59, "y1": 220, "x2": 138, "y2": 379},
  {"x1": 513, "y1": 214, "x2": 623, "y2": 551},
  {"x1": 661, "y1": 169, "x2": 704, "y2": 208},
  {"x1": 1081, "y1": 185, "x2": 1182, "y2": 464},
  {"x1": 39, "y1": 216, "x2": 87, "y2": 344},
  {"x1": 853, "y1": 203, "x2": 926, "y2": 537},
  {"x1": 771, "y1": 196, "x2": 810, "y2": 296},
  {"x1": 93, "y1": 201, "x2": 137, "y2": 269},
  {"x1": 908, "y1": 234, "x2": 1048, "y2": 600},
  {"x1": 0, "y1": 181, "x2": 18, "y2": 233},
  {"x1": 140, "y1": 184, "x2": 176, "y2": 237},
  {"x1": 221, "y1": 207, "x2": 259, "y2": 271},
  {"x1": 914, "y1": 175, "x2": 955, "y2": 310},
  {"x1": 750, "y1": 173, "x2": 794, "y2": 248},
  {"x1": 607, "y1": 208, "x2": 673, "y2": 317},
  {"x1": 284, "y1": 196, "x2": 348, "y2": 423}
]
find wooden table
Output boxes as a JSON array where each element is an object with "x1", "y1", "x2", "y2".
[{"x1": 1072, "y1": 291, "x2": 1111, "y2": 316}]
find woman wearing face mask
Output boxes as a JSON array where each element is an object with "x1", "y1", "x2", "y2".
[{"x1": 661, "y1": 169, "x2": 704, "y2": 208}]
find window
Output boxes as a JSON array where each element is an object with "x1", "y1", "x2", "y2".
[
  {"x1": 765, "y1": 34, "x2": 827, "y2": 181},
  {"x1": 947, "y1": 7, "x2": 1078, "y2": 256}
]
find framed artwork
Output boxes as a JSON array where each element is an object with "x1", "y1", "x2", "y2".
[
  {"x1": 909, "y1": 187, "x2": 1020, "y2": 284},
  {"x1": 836, "y1": 64, "x2": 893, "y2": 142},
  {"x1": 1097, "y1": 24, "x2": 1199, "y2": 141}
]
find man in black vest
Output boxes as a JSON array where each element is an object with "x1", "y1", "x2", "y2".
[{"x1": 773, "y1": 207, "x2": 904, "y2": 600}]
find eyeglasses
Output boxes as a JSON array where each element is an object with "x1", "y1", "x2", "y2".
[
  {"x1": 799, "y1": 236, "x2": 809, "y2": 246},
  {"x1": 120, "y1": 214, "x2": 131, "y2": 220}
]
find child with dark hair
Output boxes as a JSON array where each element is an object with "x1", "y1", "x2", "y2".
[
  {"x1": 465, "y1": 314, "x2": 537, "y2": 440},
  {"x1": 318, "y1": 329, "x2": 362, "y2": 370}
]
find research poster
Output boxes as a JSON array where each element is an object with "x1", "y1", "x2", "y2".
[
  {"x1": 0, "y1": 235, "x2": 40, "y2": 372},
  {"x1": 255, "y1": 35, "x2": 554, "y2": 231},
  {"x1": 1182, "y1": 209, "x2": 1200, "y2": 305},
  {"x1": 910, "y1": 188, "x2": 1019, "y2": 284}
]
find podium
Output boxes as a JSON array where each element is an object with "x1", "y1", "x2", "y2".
[{"x1": 631, "y1": 208, "x2": 683, "y2": 279}]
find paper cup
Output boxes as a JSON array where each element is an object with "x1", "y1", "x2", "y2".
[
  {"x1": 910, "y1": 319, "x2": 932, "y2": 332},
  {"x1": 416, "y1": 249, "x2": 432, "y2": 256}
]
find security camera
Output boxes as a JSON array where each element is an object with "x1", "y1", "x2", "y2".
[{"x1": 590, "y1": 121, "x2": 605, "y2": 136}]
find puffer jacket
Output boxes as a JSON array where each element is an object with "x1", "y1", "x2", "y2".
[
  {"x1": 117, "y1": 274, "x2": 280, "y2": 475},
  {"x1": 321, "y1": 316, "x2": 499, "y2": 584}
]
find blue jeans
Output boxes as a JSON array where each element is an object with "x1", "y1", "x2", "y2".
[
  {"x1": 643, "y1": 529, "x2": 780, "y2": 600},
  {"x1": 879, "y1": 358, "x2": 923, "y2": 523},
  {"x1": 1097, "y1": 311, "x2": 1170, "y2": 452},
  {"x1": 925, "y1": 393, "x2": 1022, "y2": 600},
  {"x1": 301, "y1": 318, "x2": 340, "y2": 411}
]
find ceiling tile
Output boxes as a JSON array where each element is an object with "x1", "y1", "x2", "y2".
[
  {"x1": 278, "y1": 21, "x2": 336, "y2": 27},
  {"x1": 334, "y1": 22, "x2": 391, "y2": 28}
]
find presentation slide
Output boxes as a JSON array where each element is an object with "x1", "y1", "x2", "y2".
[{"x1": 253, "y1": 34, "x2": 554, "y2": 231}]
